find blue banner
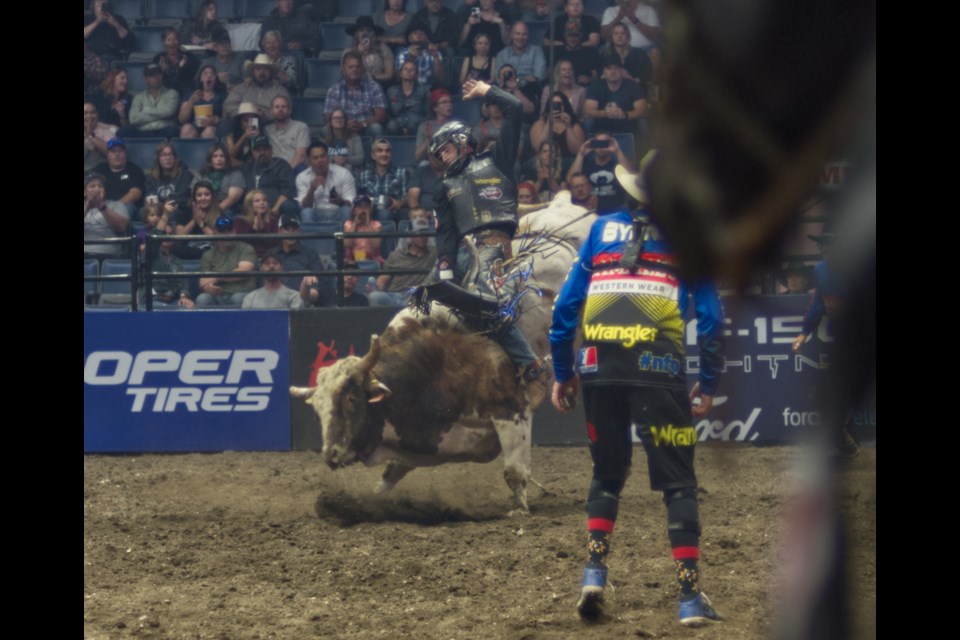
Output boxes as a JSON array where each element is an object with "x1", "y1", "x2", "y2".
[{"x1": 84, "y1": 312, "x2": 291, "y2": 452}]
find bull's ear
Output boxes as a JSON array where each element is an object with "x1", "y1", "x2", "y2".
[{"x1": 367, "y1": 379, "x2": 392, "y2": 404}]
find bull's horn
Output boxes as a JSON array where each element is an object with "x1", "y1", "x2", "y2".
[
  {"x1": 290, "y1": 386, "x2": 317, "y2": 404},
  {"x1": 367, "y1": 378, "x2": 392, "y2": 404},
  {"x1": 358, "y1": 334, "x2": 382, "y2": 374}
]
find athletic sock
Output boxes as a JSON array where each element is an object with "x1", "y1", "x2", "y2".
[{"x1": 673, "y1": 546, "x2": 700, "y2": 597}]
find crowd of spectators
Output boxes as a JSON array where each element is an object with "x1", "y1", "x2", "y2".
[{"x1": 84, "y1": 0, "x2": 664, "y2": 308}]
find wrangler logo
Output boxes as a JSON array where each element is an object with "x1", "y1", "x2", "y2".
[
  {"x1": 649, "y1": 424, "x2": 697, "y2": 447},
  {"x1": 583, "y1": 323, "x2": 658, "y2": 348},
  {"x1": 473, "y1": 177, "x2": 501, "y2": 185}
]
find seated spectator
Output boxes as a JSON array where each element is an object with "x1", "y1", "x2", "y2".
[
  {"x1": 323, "y1": 52, "x2": 388, "y2": 138},
  {"x1": 358, "y1": 138, "x2": 409, "y2": 223},
  {"x1": 343, "y1": 195, "x2": 385, "y2": 265},
  {"x1": 600, "y1": 0, "x2": 662, "y2": 76},
  {"x1": 519, "y1": 0, "x2": 559, "y2": 23},
  {"x1": 124, "y1": 64, "x2": 180, "y2": 139},
  {"x1": 552, "y1": 23, "x2": 600, "y2": 87},
  {"x1": 395, "y1": 25, "x2": 444, "y2": 89},
  {"x1": 179, "y1": 0, "x2": 228, "y2": 54},
  {"x1": 140, "y1": 230, "x2": 195, "y2": 308},
  {"x1": 210, "y1": 32, "x2": 245, "y2": 90},
  {"x1": 778, "y1": 262, "x2": 813, "y2": 294},
  {"x1": 583, "y1": 58, "x2": 648, "y2": 137},
  {"x1": 458, "y1": 0, "x2": 508, "y2": 57},
  {"x1": 460, "y1": 33, "x2": 494, "y2": 86},
  {"x1": 173, "y1": 179, "x2": 222, "y2": 258},
  {"x1": 521, "y1": 141, "x2": 566, "y2": 202},
  {"x1": 493, "y1": 21, "x2": 547, "y2": 91},
  {"x1": 242, "y1": 254, "x2": 304, "y2": 309},
  {"x1": 407, "y1": 153, "x2": 445, "y2": 211},
  {"x1": 240, "y1": 135, "x2": 300, "y2": 220},
  {"x1": 599, "y1": 20, "x2": 653, "y2": 89},
  {"x1": 144, "y1": 142, "x2": 195, "y2": 221},
  {"x1": 415, "y1": 90, "x2": 455, "y2": 163},
  {"x1": 565, "y1": 133, "x2": 634, "y2": 213},
  {"x1": 84, "y1": 101, "x2": 117, "y2": 172},
  {"x1": 223, "y1": 54, "x2": 292, "y2": 122},
  {"x1": 84, "y1": 42, "x2": 109, "y2": 95},
  {"x1": 344, "y1": 17, "x2": 395, "y2": 85},
  {"x1": 196, "y1": 216, "x2": 257, "y2": 307},
  {"x1": 260, "y1": 0, "x2": 323, "y2": 57},
  {"x1": 83, "y1": 0, "x2": 131, "y2": 64},
  {"x1": 323, "y1": 109, "x2": 366, "y2": 175},
  {"x1": 84, "y1": 172, "x2": 130, "y2": 258},
  {"x1": 319, "y1": 260, "x2": 370, "y2": 307},
  {"x1": 546, "y1": 0, "x2": 601, "y2": 49},
  {"x1": 375, "y1": 0, "x2": 414, "y2": 51},
  {"x1": 409, "y1": 0, "x2": 460, "y2": 52},
  {"x1": 268, "y1": 214, "x2": 329, "y2": 304},
  {"x1": 226, "y1": 102, "x2": 261, "y2": 167},
  {"x1": 568, "y1": 171, "x2": 597, "y2": 210},
  {"x1": 153, "y1": 28, "x2": 200, "y2": 98},
  {"x1": 265, "y1": 95, "x2": 309, "y2": 170},
  {"x1": 235, "y1": 189, "x2": 280, "y2": 258},
  {"x1": 260, "y1": 30, "x2": 300, "y2": 94},
  {"x1": 387, "y1": 60, "x2": 430, "y2": 135},
  {"x1": 540, "y1": 59, "x2": 586, "y2": 120},
  {"x1": 92, "y1": 138, "x2": 145, "y2": 219},
  {"x1": 297, "y1": 141, "x2": 356, "y2": 223},
  {"x1": 196, "y1": 143, "x2": 245, "y2": 215},
  {"x1": 369, "y1": 208, "x2": 438, "y2": 306},
  {"x1": 494, "y1": 64, "x2": 536, "y2": 117},
  {"x1": 517, "y1": 180, "x2": 538, "y2": 205},
  {"x1": 529, "y1": 91, "x2": 585, "y2": 159},
  {"x1": 178, "y1": 65, "x2": 227, "y2": 139},
  {"x1": 88, "y1": 68, "x2": 133, "y2": 129},
  {"x1": 138, "y1": 196, "x2": 174, "y2": 252}
]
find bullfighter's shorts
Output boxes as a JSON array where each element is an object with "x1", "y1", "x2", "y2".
[{"x1": 582, "y1": 385, "x2": 698, "y2": 492}]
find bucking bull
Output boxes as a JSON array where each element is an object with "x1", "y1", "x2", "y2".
[{"x1": 291, "y1": 193, "x2": 594, "y2": 514}]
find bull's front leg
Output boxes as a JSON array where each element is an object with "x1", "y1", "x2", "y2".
[
  {"x1": 374, "y1": 461, "x2": 414, "y2": 494},
  {"x1": 493, "y1": 414, "x2": 533, "y2": 516}
]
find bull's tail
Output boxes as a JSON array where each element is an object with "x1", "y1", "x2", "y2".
[{"x1": 290, "y1": 386, "x2": 317, "y2": 404}]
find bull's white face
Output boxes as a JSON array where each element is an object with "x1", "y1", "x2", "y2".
[{"x1": 310, "y1": 358, "x2": 382, "y2": 468}]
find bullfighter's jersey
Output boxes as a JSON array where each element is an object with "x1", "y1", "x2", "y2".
[{"x1": 550, "y1": 209, "x2": 725, "y2": 393}]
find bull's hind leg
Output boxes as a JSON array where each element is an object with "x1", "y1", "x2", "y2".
[
  {"x1": 374, "y1": 461, "x2": 414, "y2": 494},
  {"x1": 494, "y1": 414, "x2": 533, "y2": 515}
]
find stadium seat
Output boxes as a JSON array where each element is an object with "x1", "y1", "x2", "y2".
[
  {"x1": 527, "y1": 21, "x2": 549, "y2": 46},
  {"x1": 190, "y1": 0, "x2": 238, "y2": 20},
  {"x1": 145, "y1": 0, "x2": 190, "y2": 25},
  {"x1": 378, "y1": 220, "x2": 396, "y2": 258},
  {"x1": 300, "y1": 222, "x2": 341, "y2": 257},
  {"x1": 172, "y1": 138, "x2": 216, "y2": 172},
  {"x1": 130, "y1": 26, "x2": 167, "y2": 54},
  {"x1": 451, "y1": 97, "x2": 482, "y2": 127},
  {"x1": 320, "y1": 23, "x2": 352, "y2": 52},
  {"x1": 292, "y1": 97, "x2": 326, "y2": 130},
  {"x1": 383, "y1": 137, "x2": 417, "y2": 169},
  {"x1": 333, "y1": 0, "x2": 377, "y2": 20},
  {"x1": 99, "y1": 260, "x2": 136, "y2": 306},
  {"x1": 124, "y1": 138, "x2": 166, "y2": 171},
  {"x1": 583, "y1": 0, "x2": 613, "y2": 16},
  {"x1": 112, "y1": 61, "x2": 149, "y2": 94},
  {"x1": 111, "y1": 0, "x2": 147, "y2": 25},
  {"x1": 240, "y1": 0, "x2": 276, "y2": 20},
  {"x1": 178, "y1": 258, "x2": 202, "y2": 300},
  {"x1": 355, "y1": 260, "x2": 379, "y2": 271},
  {"x1": 303, "y1": 59, "x2": 343, "y2": 98}
]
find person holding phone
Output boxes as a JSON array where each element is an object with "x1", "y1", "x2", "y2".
[
  {"x1": 565, "y1": 132, "x2": 634, "y2": 214},
  {"x1": 458, "y1": 0, "x2": 508, "y2": 57},
  {"x1": 583, "y1": 57, "x2": 648, "y2": 139},
  {"x1": 529, "y1": 91, "x2": 585, "y2": 159}
]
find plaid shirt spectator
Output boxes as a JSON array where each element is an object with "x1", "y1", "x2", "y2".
[
  {"x1": 323, "y1": 78, "x2": 388, "y2": 124},
  {"x1": 395, "y1": 48, "x2": 443, "y2": 88},
  {"x1": 358, "y1": 164, "x2": 409, "y2": 203}
]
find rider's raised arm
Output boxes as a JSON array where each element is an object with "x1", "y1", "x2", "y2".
[{"x1": 486, "y1": 85, "x2": 523, "y2": 177}]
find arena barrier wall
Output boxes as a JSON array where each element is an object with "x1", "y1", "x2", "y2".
[{"x1": 84, "y1": 296, "x2": 876, "y2": 453}]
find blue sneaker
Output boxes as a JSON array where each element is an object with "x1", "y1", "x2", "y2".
[
  {"x1": 577, "y1": 565, "x2": 607, "y2": 620},
  {"x1": 678, "y1": 592, "x2": 723, "y2": 626}
]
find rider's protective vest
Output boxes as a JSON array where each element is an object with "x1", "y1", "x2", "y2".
[{"x1": 440, "y1": 154, "x2": 518, "y2": 240}]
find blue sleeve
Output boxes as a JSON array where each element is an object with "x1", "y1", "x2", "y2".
[
  {"x1": 689, "y1": 280, "x2": 725, "y2": 396},
  {"x1": 549, "y1": 231, "x2": 595, "y2": 382},
  {"x1": 801, "y1": 263, "x2": 829, "y2": 335}
]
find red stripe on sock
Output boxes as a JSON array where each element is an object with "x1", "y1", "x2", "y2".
[
  {"x1": 587, "y1": 518, "x2": 615, "y2": 533},
  {"x1": 672, "y1": 546, "x2": 700, "y2": 560}
]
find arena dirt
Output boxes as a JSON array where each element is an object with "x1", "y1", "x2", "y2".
[{"x1": 84, "y1": 445, "x2": 876, "y2": 640}]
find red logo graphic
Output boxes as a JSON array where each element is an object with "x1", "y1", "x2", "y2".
[
  {"x1": 586, "y1": 421, "x2": 597, "y2": 443},
  {"x1": 308, "y1": 340, "x2": 357, "y2": 385},
  {"x1": 577, "y1": 346, "x2": 598, "y2": 373},
  {"x1": 478, "y1": 186, "x2": 502, "y2": 199}
]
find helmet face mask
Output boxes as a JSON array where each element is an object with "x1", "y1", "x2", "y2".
[{"x1": 429, "y1": 121, "x2": 476, "y2": 175}]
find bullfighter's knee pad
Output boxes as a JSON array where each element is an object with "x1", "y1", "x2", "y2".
[
  {"x1": 587, "y1": 478, "x2": 625, "y2": 521},
  {"x1": 664, "y1": 487, "x2": 701, "y2": 547}
]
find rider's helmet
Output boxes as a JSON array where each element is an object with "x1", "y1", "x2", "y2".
[{"x1": 429, "y1": 120, "x2": 477, "y2": 176}]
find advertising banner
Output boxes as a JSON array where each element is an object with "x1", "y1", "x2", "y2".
[{"x1": 84, "y1": 312, "x2": 291, "y2": 452}]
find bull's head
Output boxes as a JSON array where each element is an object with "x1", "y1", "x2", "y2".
[{"x1": 291, "y1": 335, "x2": 392, "y2": 469}]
